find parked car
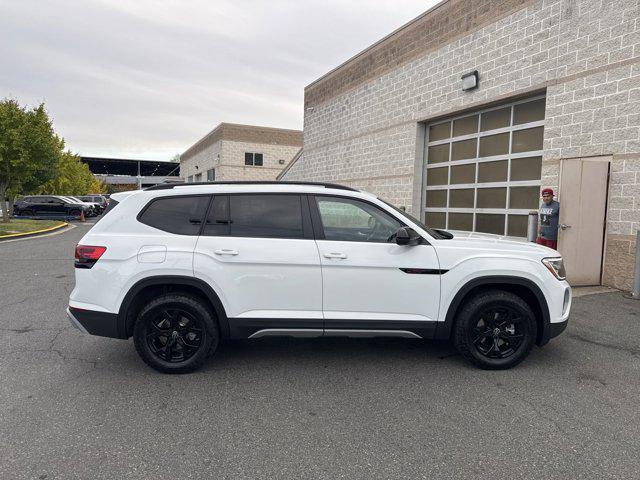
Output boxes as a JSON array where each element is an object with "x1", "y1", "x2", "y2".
[
  {"x1": 79, "y1": 195, "x2": 109, "y2": 212},
  {"x1": 14, "y1": 195, "x2": 91, "y2": 217},
  {"x1": 64, "y1": 196, "x2": 100, "y2": 216},
  {"x1": 67, "y1": 181, "x2": 571, "y2": 373}
]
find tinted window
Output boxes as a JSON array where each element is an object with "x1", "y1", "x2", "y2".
[
  {"x1": 202, "y1": 196, "x2": 230, "y2": 236},
  {"x1": 139, "y1": 196, "x2": 209, "y2": 235},
  {"x1": 203, "y1": 194, "x2": 304, "y2": 238},
  {"x1": 315, "y1": 196, "x2": 402, "y2": 243}
]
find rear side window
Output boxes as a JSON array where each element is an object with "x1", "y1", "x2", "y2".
[
  {"x1": 202, "y1": 194, "x2": 304, "y2": 239},
  {"x1": 139, "y1": 196, "x2": 209, "y2": 235}
]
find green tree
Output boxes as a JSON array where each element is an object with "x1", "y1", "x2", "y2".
[
  {"x1": 0, "y1": 99, "x2": 61, "y2": 222},
  {"x1": 37, "y1": 151, "x2": 105, "y2": 196}
]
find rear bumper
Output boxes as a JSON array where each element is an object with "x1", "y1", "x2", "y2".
[{"x1": 66, "y1": 306, "x2": 124, "y2": 339}]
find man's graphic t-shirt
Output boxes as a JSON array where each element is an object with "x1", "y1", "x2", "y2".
[{"x1": 539, "y1": 200, "x2": 560, "y2": 241}]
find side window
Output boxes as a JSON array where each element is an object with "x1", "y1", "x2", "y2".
[
  {"x1": 315, "y1": 196, "x2": 402, "y2": 243},
  {"x1": 203, "y1": 194, "x2": 304, "y2": 238},
  {"x1": 139, "y1": 196, "x2": 209, "y2": 235},
  {"x1": 202, "y1": 196, "x2": 230, "y2": 236}
]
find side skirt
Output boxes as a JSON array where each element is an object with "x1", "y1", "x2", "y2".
[{"x1": 230, "y1": 318, "x2": 437, "y2": 340}]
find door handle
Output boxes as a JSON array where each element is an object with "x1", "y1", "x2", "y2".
[
  {"x1": 560, "y1": 224, "x2": 571, "y2": 230},
  {"x1": 214, "y1": 249, "x2": 239, "y2": 256},
  {"x1": 323, "y1": 252, "x2": 347, "y2": 259}
]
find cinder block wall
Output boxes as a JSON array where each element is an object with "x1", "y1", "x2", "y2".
[
  {"x1": 180, "y1": 124, "x2": 303, "y2": 182},
  {"x1": 217, "y1": 141, "x2": 302, "y2": 181},
  {"x1": 284, "y1": 0, "x2": 640, "y2": 290},
  {"x1": 180, "y1": 141, "x2": 221, "y2": 180}
]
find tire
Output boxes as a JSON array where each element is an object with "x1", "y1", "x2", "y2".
[
  {"x1": 70, "y1": 209, "x2": 81, "y2": 217},
  {"x1": 133, "y1": 293, "x2": 219, "y2": 374},
  {"x1": 453, "y1": 289, "x2": 536, "y2": 370}
]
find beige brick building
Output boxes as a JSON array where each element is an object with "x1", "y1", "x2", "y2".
[
  {"x1": 282, "y1": 0, "x2": 640, "y2": 290},
  {"x1": 180, "y1": 123, "x2": 302, "y2": 183}
]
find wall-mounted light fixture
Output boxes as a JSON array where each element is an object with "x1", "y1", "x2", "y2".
[{"x1": 461, "y1": 70, "x2": 479, "y2": 91}]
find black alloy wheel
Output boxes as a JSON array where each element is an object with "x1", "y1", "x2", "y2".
[
  {"x1": 133, "y1": 293, "x2": 219, "y2": 373},
  {"x1": 145, "y1": 308, "x2": 204, "y2": 363},
  {"x1": 453, "y1": 290, "x2": 536, "y2": 369},
  {"x1": 470, "y1": 306, "x2": 525, "y2": 359}
]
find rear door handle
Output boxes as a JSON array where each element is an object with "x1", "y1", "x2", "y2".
[
  {"x1": 323, "y1": 252, "x2": 347, "y2": 259},
  {"x1": 214, "y1": 249, "x2": 239, "y2": 256}
]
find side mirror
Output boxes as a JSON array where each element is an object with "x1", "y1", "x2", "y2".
[{"x1": 395, "y1": 227, "x2": 422, "y2": 246}]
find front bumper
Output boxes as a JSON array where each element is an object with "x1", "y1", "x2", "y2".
[
  {"x1": 549, "y1": 318, "x2": 568, "y2": 339},
  {"x1": 539, "y1": 283, "x2": 571, "y2": 345},
  {"x1": 66, "y1": 306, "x2": 123, "y2": 338}
]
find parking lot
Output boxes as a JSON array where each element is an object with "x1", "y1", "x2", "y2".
[{"x1": 1, "y1": 223, "x2": 639, "y2": 479}]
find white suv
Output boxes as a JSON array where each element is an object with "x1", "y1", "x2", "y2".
[{"x1": 68, "y1": 182, "x2": 571, "y2": 373}]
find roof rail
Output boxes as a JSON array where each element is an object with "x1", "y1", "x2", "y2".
[{"x1": 143, "y1": 181, "x2": 358, "y2": 192}]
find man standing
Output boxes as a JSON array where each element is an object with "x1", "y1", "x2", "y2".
[{"x1": 536, "y1": 188, "x2": 560, "y2": 250}]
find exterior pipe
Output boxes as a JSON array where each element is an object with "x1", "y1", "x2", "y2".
[{"x1": 527, "y1": 211, "x2": 538, "y2": 243}]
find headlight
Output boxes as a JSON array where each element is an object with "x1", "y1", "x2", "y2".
[{"x1": 542, "y1": 257, "x2": 566, "y2": 280}]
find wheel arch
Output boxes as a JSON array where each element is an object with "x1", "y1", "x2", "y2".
[
  {"x1": 117, "y1": 275, "x2": 230, "y2": 339},
  {"x1": 436, "y1": 276, "x2": 551, "y2": 346}
]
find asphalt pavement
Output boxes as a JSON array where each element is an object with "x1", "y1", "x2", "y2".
[{"x1": 1, "y1": 223, "x2": 639, "y2": 479}]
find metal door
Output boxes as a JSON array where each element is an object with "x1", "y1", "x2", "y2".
[{"x1": 557, "y1": 158, "x2": 610, "y2": 286}]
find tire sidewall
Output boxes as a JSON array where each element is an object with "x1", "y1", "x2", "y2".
[
  {"x1": 134, "y1": 295, "x2": 218, "y2": 373},
  {"x1": 456, "y1": 293, "x2": 536, "y2": 369}
]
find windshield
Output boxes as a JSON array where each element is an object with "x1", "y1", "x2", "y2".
[{"x1": 380, "y1": 199, "x2": 450, "y2": 240}]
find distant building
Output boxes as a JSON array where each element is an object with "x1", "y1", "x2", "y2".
[
  {"x1": 180, "y1": 123, "x2": 302, "y2": 183},
  {"x1": 81, "y1": 157, "x2": 180, "y2": 191}
]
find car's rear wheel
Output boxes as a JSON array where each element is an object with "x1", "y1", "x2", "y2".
[
  {"x1": 133, "y1": 293, "x2": 219, "y2": 374},
  {"x1": 453, "y1": 290, "x2": 536, "y2": 369},
  {"x1": 69, "y1": 209, "x2": 81, "y2": 217}
]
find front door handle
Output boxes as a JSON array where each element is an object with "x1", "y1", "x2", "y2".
[
  {"x1": 559, "y1": 224, "x2": 571, "y2": 230},
  {"x1": 323, "y1": 252, "x2": 347, "y2": 259},
  {"x1": 214, "y1": 249, "x2": 239, "y2": 256}
]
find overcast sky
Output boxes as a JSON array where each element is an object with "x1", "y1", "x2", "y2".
[{"x1": 1, "y1": 0, "x2": 438, "y2": 161}]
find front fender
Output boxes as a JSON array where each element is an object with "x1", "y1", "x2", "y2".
[{"x1": 435, "y1": 256, "x2": 553, "y2": 344}]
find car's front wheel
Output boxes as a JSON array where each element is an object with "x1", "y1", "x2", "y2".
[
  {"x1": 453, "y1": 290, "x2": 536, "y2": 369},
  {"x1": 133, "y1": 293, "x2": 219, "y2": 373}
]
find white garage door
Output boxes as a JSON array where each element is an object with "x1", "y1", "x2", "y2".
[{"x1": 423, "y1": 95, "x2": 545, "y2": 237}]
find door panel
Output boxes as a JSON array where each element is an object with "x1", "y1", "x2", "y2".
[
  {"x1": 558, "y1": 158, "x2": 609, "y2": 286},
  {"x1": 317, "y1": 240, "x2": 441, "y2": 324},
  {"x1": 194, "y1": 237, "x2": 322, "y2": 321},
  {"x1": 193, "y1": 194, "x2": 322, "y2": 324},
  {"x1": 312, "y1": 195, "x2": 441, "y2": 327}
]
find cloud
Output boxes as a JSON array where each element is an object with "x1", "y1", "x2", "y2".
[{"x1": 0, "y1": 0, "x2": 437, "y2": 160}]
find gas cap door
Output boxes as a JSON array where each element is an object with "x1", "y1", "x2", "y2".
[{"x1": 137, "y1": 245, "x2": 167, "y2": 263}]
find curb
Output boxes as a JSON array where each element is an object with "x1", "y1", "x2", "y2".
[{"x1": 0, "y1": 222, "x2": 69, "y2": 241}]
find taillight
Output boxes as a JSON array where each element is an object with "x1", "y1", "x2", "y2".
[{"x1": 75, "y1": 245, "x2": 107, "y2": 269}]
